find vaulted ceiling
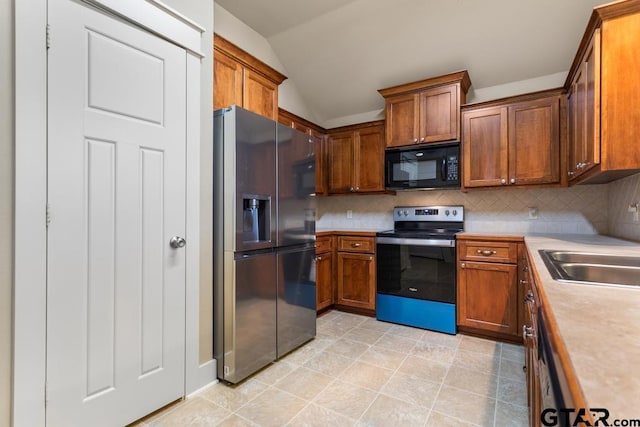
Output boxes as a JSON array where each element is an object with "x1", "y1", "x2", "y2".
[{"x1": 215, "y1": 0, "x2": 605, "y2": 124}]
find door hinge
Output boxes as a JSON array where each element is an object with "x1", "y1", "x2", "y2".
[
  {"x1": 46, "y1": 203, "x2": 51, "y2": 228},
  {"x1": 46, "y1": 24, "x2": 51, "y2": 50},
  {"x1": 44, "y1": 383, "x2": 48, "y2": 408}
]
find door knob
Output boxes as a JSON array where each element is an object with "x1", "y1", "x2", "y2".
[{"x1": 170, "y1": 236, "x2": 186, "y2": 249}]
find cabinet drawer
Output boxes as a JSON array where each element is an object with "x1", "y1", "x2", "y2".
[
  {"x1": 337, "y1": 236, "x2": 375, "y2": 253},
  {"x1": 315, "y1": 236, "x2": 332, "y2": 254},
  {"x1": 459, "y1": 240, "x2": 518, "y2": 263}
]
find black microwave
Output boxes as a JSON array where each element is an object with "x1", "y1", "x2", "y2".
[{"x1": 385, "y1": 143, "x2": 460, "y2": 190}]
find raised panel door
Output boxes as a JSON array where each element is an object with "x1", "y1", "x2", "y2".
[
  {"x1": 457, "y1": 261, "x2": 518, "y2": 336},
  {"x1": 313, "y1": 134, "x2": 326, "y2": 195},
  {"x1": 385, "y1": 93, "x2": 419, "y2": 148},
  {"x1": 337, "y1": 252, "x2": 375, "y2": 310},
  {"x1": 213, "y1": 50, "x2": 242, "y2": 110},
  {"x1": 508, "y1": 97, "x2": 560, "y2": 185},
  {"x1": 243, "y1": 68, "x2": 278, "y2": 120},
  {"x1": 354, "y1": 125, "x2": 385, "y2": 193},
  {"x1": 419, "y1": 84, "x2": 459, "y2": 143},
  {"x1": 327, "y1": 131, "x2": 354, "y2": 194},
  {"x1": 583, "y1": 29, "x2": 600, "y2": 173},
  {"x1": 462, "y1": 107, "x2": 508, "y2": 188},
  {"x1": 315, "y1": 251, "x2": 333, "y2": 312}
]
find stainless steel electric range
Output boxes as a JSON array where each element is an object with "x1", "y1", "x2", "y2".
[{"x1": 376, "y1": 206, "x2": 464, "y2": 334}]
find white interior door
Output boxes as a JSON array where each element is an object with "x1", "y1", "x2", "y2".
[{"x1": 46, "y1": 0, "x2": 187, "y2": 425}]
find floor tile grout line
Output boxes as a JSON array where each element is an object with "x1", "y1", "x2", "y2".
[{"x1": 493, "y1": 343, "x2": 503, "y2": 427}]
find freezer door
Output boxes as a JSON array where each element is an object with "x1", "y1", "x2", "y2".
[
  {"x1": 215, "y1": 249, "x2": 277, "y2": 383},
  {"x1": 277, "y1": 124, "x2": 316, "y2": 247},
  {"x1": 276, "y1": 245, "x2": 317, "y2": 358}
]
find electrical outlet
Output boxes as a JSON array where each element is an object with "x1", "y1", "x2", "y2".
[
  {"x1": 347, "y1": 210, "x2": 353, "y2": 219},
  {"x1": 528, "y1": 207, "x2": 538, "y2": 220}
]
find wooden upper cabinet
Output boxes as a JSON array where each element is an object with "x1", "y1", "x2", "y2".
[
  {"x1": 564, "y1": 2, "x2": 640, "y2": 183},
  {"x1": 419, "y1": 84, "x2": 459, "y2": 143},
  {"x1": 462, "y1": 92, "x2": 562, "y2": 189},
  {"x1": 462, "y1": 106, "x2": 508, "y2": 188},
  {"x1": 568, "y1": 29, "x2": 600, "y2": 182},
  {"x1": 213, "y1": 34, "x2": 286, "y2": 120},
  {"x1": 379, "y1": 70, "x2": 471, "y2": 148},
  {"x1": 384, "y1": 93, "x2": 419, "y2": 147},
  {"x1": 353, "y1": 125, "x2": 385, "y2": 192},
  {"x1": 243, "y1": 68, "x2": 278, "y2": 120},
  {"x1": 509, "y1": 97, "x2": 561, "y2": 186},
  {"x1": 327, "y1": 122, "x2": 386, "y2": 195},
  {"x1": 327, "y1": 131, "x2": 354, "y2": 194},
  {"x1": 213, "y1": 50, "x2": 242, "y2": 111}
]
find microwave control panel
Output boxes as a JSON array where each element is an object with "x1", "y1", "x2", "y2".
[{"x1": 447, "y1": 155, "x2": 459, "y2": 181}]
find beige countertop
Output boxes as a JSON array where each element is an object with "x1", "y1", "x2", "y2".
[{"x1": 522, "y1": 234, "x2": 640, "y2": 420}]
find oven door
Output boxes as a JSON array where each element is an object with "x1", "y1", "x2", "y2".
[{"x1": 376, "y1": 237, "x2": 456, "y2": 303}]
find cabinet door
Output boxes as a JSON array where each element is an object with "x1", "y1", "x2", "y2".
[
  {"x1": 462, "y1": 107, "x2": 508, "y2": 188},
  {"x1": 567, "y1": 82, "x2": 579, "y2": 179},
  {"x1": 243, "y1": 68, "x2": 278, "y2": 120},
  {"x1": 327, "y1": 131, "x2": 354, "y2": 194},
  {"x1": 314, "y1": 135, "x2": 326, "y2": 195},
  {"x1": 316, "y1": 252, "x2": 333, "y2": 312},
  {"x1": 570, "y1": 29, "x2": 601, "y2": 180},
  {"x1": 419, "y1": 84, "x2": 459, "y2": 143},
  {"x1": 508, "y1": 97, "x2": 560, "y2": 186},
  {"x1": 354, "y1": 125, "x2": 385, "y2": 193},
  {"x1": 337, "y1": 252, "x2": 376, "y2": 310},
  {"x1": 457, "y1": 261, "x2": 518, "y2": 336},
  {"x1": 213, "y1": 50, "x2": 242, "y2": 110},
  {"x1": 385, "y1": 93, "x2": 419, "y2": 148}
]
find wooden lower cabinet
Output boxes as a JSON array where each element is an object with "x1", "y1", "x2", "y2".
[
  {"x1": 315, "y1": 236, "x2": 333, "y2": 312},
  {"x1": 336, "y1": 252, "x2": 375, "y2": 311},
  {"x1": 457, "y1": 261, "x2": 518, "y2": 335},
  {"x1": 457, "y1": 236, "x2": 523, "y2": 341}
]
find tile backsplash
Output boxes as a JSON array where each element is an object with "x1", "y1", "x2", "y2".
[
  {"x1": 317, "y1": 184, "x2": 609, "y2": 235},
  {"x1": 608, "y1": 172, "x2": 640, "y2": 242}
]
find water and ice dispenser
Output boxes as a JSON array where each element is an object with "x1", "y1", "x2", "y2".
[{"x1": 242, "y1": 196, "x2": 270, "y2": 243}]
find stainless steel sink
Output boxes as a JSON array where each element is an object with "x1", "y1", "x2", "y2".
[
  {"x1": 543, "y1": 250, "x2": 640, "y2": 267},
  {"x1": 539, "y1": 250, "x2": 640, "y2": 288}
]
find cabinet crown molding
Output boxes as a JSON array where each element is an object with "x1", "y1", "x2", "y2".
[
  {"x1": 214, "y1": 33, "x2": 287, "y2": 85},
  {"x1": 377, "y1": 70, "x2": 471, "y2": 98}
]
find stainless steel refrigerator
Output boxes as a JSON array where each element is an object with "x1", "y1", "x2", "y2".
[{"x1": 213, "y1": 106, "x2": 316, "y2": 384}]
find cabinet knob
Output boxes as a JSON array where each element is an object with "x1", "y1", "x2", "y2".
[
  {"x1": 350, "y1": 187, "x2": 354, "y2": 192},
  {"x1": 316, "y1": 256, "x2": 322, "y2": 261},
  {"x1": 352, "y1": 243, "x2": 361, "y2": 248},
  {"x1": 460, "y1": 262, "x2": 466, "y2": 269},
  {"x1": 510, "y1": 178, "x2": 516, "y2": 184},
  {"x1": 476, "y1": 249, "x2": 497, "y2": 256},
  {"x1": 369, "y1": 256, "x2": 373, "y2": 261},
  {"x1": 420, "y1": 137, "x2": 425, "y2": 142},
  {"x1": 522, "y1": 265, "x2": 529, "y2": 273},
  {"x1": 519, "y1": 279, "x2": 528, "y2": 286},
  {"x1": 568, "y1": 171, "x2": 575, "y2": 176},
  {"x1": 355, "y1": 186, "x2": 359, "y2": 191},
  {"x1": 413, "y1": 138, "x2": 418, "y2": 143},
  {"x1": 501, "y1": 179, "x2": 507, "y2": 185}
]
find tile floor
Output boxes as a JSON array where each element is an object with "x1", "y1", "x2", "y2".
[{"x1": 134, "y1": 311, "x2": 528, "y2": 427}]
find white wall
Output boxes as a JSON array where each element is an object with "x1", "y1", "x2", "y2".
[
  {"x1": 0, "y1": 1, "x2": 14, "y2": 425},
  {"x1": 213, "y1": 3, "x2": 318, "y2": 124}
]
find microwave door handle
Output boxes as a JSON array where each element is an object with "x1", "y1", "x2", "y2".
[{"x1": 441, "y1": 156, "x2": 447, "y2": 181}]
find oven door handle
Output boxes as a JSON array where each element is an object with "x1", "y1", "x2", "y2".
[{"x1": 376, "y1": 237, "x2": 455, "y2": 247}]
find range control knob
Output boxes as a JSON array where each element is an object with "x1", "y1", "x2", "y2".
[
  {"x1": 445, "y1": 210, "x2": 450, "y2": 216},
  {"x1": 452, "y1": 209, "x2": 458, "y2": 216},
  {"x1": 403, "y1": 209, "x2": 409, "y2": 216}
]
